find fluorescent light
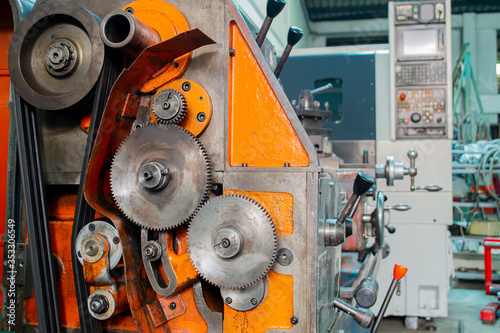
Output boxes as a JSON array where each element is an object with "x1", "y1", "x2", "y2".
[{"x1": 497, "y1": 63, "x2": 500, "y2": 75}]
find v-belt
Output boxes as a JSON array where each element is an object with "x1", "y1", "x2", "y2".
[
  {"x1": 12, "y1": 92, "x2": 62, "y2": 332},
  {"x1": 71, "y1": 50, "x2": 122, "y2": 333}
]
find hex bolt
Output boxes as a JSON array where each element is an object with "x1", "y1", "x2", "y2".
[
  {"x1": 125, "y1": 7, "x2": 134, "y2": 14},
  {"x1": 113, "y1": 237, "x2": 120, "y2": 244},
  {"x1": 250, "y1": 298, "x2": 258, "y2": 305},
  {"x1": 225, "y1": 297, "x2": 232, "y2": 304},
  {"x1": 291, "y1": 316, "x2": 299, "y2": 325},
  {"x1": 168, "y1": 302, "x2": 176, "y2": 310},
  {"x1": 229, "y1": 48, "x2": 236, "y2": 56},
  {"x1": 182, "y1": 82, "x2": 191, "y2": 91},
  {"x1": 144, "y1": 245, "x2": 157, "y2": 258},
  {"x1": 89, "y1": 295, "x2": 109, "y2": 314},
  {"x1": 88, "y1": 223, "x2": 95, "y2": 231},
  {"x1": 197, "y1": 112, "x2": 206, "y2": 122}
]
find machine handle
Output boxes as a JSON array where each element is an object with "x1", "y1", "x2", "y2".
[
  {"x1": 385, "y1": 204, "x2": 411, "y2": 211},
  {"x1": 256, "y1": 0, "x2": 286, "y2": 47},
  {"x1": 414, "y1": 185, "x2": 443, "y2": 192},
  {"x1": 274, "y1": 26, "x2": 303, "y2": 78},
  {"x1": 311, "y1": 83, "x2": 333, "y2": 96},
  {"x1": 338, "y1": 172, "x2": 375, "y2": 225},
  {"x1": 371, "y1": 264, "x2": 408, "y2": 333}
]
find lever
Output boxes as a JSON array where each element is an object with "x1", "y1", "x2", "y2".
[
  {"x1": 256, "y1": 0, "x2": 286, "y2": 47},
  {"x1": 338, "y1": 172, "x2": 374, "y2": 225},
  {"x1": 406, "y1": 150, "x2": 443, "y2": 192},
  {"x1": 371, "y1": 264, "x2": 408, "y2": 332},
  {"x1": 385, "y1": 204, "x2": 411, "y2": 211},
  {"x1": 333, "y1": 263, "x2": 408, "y2": 332},
  {"x1": 311, "y1": 83, "x2": 333, "y2": 96},
  {"x1": 321, "y1": 173, "x2": 374, "y2": 247},
  {"x1": 333, "y1": 298, "x2": 375, "y2": 329},
  {"x1": 274, "y1": 26, "x2": 303, "y2": 78}
]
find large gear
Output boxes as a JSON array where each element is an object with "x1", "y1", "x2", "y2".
[
  {"x1": 110, "y1": 124, "x2": 211, "y2": 230},
  {"x1": 151, "y1": 88, "x2": 187, "y2": 125},
  {"x1": 188, "y1": 195, "x2": 277, "y2": 289}
]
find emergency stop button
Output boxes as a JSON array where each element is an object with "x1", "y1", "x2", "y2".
[{"x1": 399, "y1": 92, "x2": 407, "y2": 101}]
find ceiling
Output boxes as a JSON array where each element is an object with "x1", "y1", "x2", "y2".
[{"x1": 304, "y1": 0, "x2": 500, "y2": 22}]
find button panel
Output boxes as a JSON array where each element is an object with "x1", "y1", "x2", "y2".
[
  {"x1": 396, "y1": 88, "x2": 446, "y2": 137},
  {"x1": 395, "y1": 62, "x2": 446, "y2": 85}
]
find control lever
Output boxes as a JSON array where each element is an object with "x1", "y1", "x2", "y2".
[
  {"x1": 256, "y1": 0, "x2": 286, "y2": 47},
  {"x1": 371, "y1": 264, "x2": 409, "y2": 333},
  {"x1": 338, "y1": 172, "x2": 374, "y2": 224},
  {"x1": 274, "y1": 26, "x2": 303, "y2": 78},
  {"x1": 322, "y1": 173, "x2": 374, "y2": 247},
  {"x1": 375, "y1": 149, "x2": 443, "y2": 191},
  {"x1": 333, "y1": 264, "x2": 408, "y2": 332},
  {"x1": 383, "y1": 204, "x2": 411, "y2": 234}
]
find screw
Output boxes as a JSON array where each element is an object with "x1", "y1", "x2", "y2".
[
  {"x1": 134, "y1": 124, "x2": 142, "y2": 130},
  {"x1": 229, "y1": 49, "x2": 236, "y2": 56},
  {"x1": 291, "y1": 316, "x2": 299, "y2": 325},
  {"x1": 88, "y1": 223, "x2": 95, "y2": 231},
  {"x1": 225, "y1": 297, "x2": 232, "y2": 304},
  {"x1": 113, "y1": 237, "x2": 120, "y2": 244},
  {"x1": 250, "y1": 298, "x2": 258, "y2": 305},
  {"x1": 125, "y1": 7, "x2": 134, "y2": 14},
  {"x1": 173, "y1": 62, "x2": 179, "y2": 68},
  {"x1": 144, "y1": 245, "x2": 157, "y2": 258},
  {"x1": 197, "y1": 112, "x2": 206, "y2": 122},
  {"x1": 182, "y1": 82, "x2": 191, "y2": 91},
  {"x1": 168, "y1": 302, "x2": 176, "y2": 310}
]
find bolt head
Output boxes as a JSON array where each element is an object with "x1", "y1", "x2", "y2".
[
  {"x1": 291, "y1": 316, "x2": 299, "y2": 325},
  {"x1": 113, "y1": 237, "x2": 120, "y2": 244},
  {"x1": 168, "y1": 302, "x2": 177, "y2": 310},
  {"x1": 250, "y1": 298, "x2": 258, "y2": 305},
  {"x1": 88, "y1": 223, "x2": 95, "y2": 231},
  {"x1": 225, "y1": 297, "x2": 232, "y2": 304}
]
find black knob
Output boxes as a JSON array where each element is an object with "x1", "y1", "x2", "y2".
[
  {"x1": 386, "y1": 225, "x2": 396, "y2": 234},
  {"x1": 410, "y1": 112, "x2": 421, "y2": 123},
  {"x1": 267, "y1": 0, "x2": 286, "y2": 19},
  {"x1": 437, "y1": 117, "x2": 442, "y2": 123},
  {"x1": 287, "y1": 26, "x2": 303, "y2": 46},
  {"x1": 353, "y1": 172, "x2": 375, "y2": 196}
]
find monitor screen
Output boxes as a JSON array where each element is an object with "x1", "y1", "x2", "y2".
[{"x1": 402, "y1": 29, "x2": 438, "y2": 57}]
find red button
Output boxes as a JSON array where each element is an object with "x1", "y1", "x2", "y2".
[
  {"x1": 404, "y1": 118, "x2": 409, "y2": 124},
  {"x1": 399, "y1": 93, "x2": 407, "y2": 101}
]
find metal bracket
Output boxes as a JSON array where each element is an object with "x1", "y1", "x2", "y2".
[
  {"x1": 141, "y1": 229, "x2": 178, "y2": 297},
  {"x1": 16, "y1": 243, "x2": 27, "y2": 286}
]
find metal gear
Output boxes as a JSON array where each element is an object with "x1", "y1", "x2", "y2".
[
  {"x1": 110, "y1": 124, "x2": 211, "y2": 230},
  {"x1": 188, "y1": 195, "x2": 277, "y2": 289},
  {"x1": 151, "y1": 89, "x2": 187, "y2": 124}
]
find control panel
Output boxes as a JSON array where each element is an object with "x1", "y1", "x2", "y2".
[{"x1": 389, "y1": 0, "x2": 451, "y2": 139}]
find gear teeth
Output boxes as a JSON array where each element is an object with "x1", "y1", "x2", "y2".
[
  {"x1": 152, "y1": 88, "x2": 187, "y2": 125},
  {"x1": 187, "y1": 194, "x2": 278, "y2": 289},
  {"x1": 110, "y1": 123, "x2": 211, "y2": 230}
]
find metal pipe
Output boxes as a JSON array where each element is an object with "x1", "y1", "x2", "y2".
[
  {"x1": 100, "y1": 10, "x2": 161, "y2": 58},
  {"x1": 311, "y1": 83, "x2": 333, "y2": 96}
]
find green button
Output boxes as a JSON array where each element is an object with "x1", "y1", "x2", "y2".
[
  {"x1": 399, "y1": 118, "x2": 405, "y2": 123},
  {"x1": 413, "y1": 6, "x2": 418, "y2": 12}
]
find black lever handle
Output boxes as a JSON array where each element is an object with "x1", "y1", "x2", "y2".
[
  {"x1": 337, "y1": 173, "x2": 375, "y2": 225},
  {"x1": 274, "y1": 26, "x2": 303, "y2": 78},
  {"x1": 256, "y1": 0, "x2": 286, "y2": 47}
]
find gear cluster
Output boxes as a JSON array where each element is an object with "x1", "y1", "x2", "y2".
[
  {"x1": 110, "y1": 123, "x2": 277, "y2": 290},
  {"x1": 151, "y1": 89, "x2": 187, "y2": 125}
]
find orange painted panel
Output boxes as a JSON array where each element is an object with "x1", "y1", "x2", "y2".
[
  {"x1": 223, "y1": 270, "x2": 294, "y2": 332},
  {"x1": 224, "y1": 190, "x2": 294, "y2": 237},
  {"x1": 228, "y1": 22, "x2": 309, "y2": 168}
]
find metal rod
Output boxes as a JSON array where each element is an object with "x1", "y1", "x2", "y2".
[
  {"x1": 371, "y1": 278, "x2": 398, "y2": 333},
  {"x1": 256, "y1": 16, "x2": 272, "y2": 47},
  {"x1": 311, "y1": 83, "x2": 333, "y2": 96}
]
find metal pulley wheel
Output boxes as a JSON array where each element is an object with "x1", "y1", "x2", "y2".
[
  {"x1": 8, "y1": 1, "x2": 105, "y2": 110},
  {"x1": 75, "y1": 221, "x2": 122, "y2": 269},
  {"x1": 188, "y1": 195, "x2": 277, "y2": 289}
]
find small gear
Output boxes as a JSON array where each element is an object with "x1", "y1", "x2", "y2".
[
  {"x1": 110, "y1": 124, "x2": 211, "y2": 230},
  {"x1": 188, "y1": 195, "x2": 277, "y2": 289},
  {"x1": 151, "y1": 88, "x2": 187, "y2": 124}
]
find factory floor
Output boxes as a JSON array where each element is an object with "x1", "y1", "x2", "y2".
[{"x1": 378, "y1": 280, "x2": 500, "y2": 332}]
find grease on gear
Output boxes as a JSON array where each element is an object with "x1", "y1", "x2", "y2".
[
  {"x1": 188, "y1": 195, "x2": 277, "y2": 289},
  {"x1": 111, "y1": 124, "x2": 211, "y2": 230},
  {"x1": 151, "y1": 88, "x2": 187, "y2": 124}
]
